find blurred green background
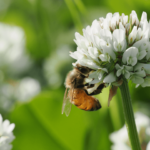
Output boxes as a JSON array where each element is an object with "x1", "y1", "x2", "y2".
[{"x1": 0, "y1": 0, "x2": 149, "y2": 150}]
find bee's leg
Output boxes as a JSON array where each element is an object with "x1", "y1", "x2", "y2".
[
  {"x1": 76, "y1": 83, "x2": 94, "y2": 89},
  {"x1": 84, "y1": 89, "x2": 97, "y2": 96},
  {"x1": 84, "y1": 83, "x2": 96, "y2": 88},
  {"x1": 84, "y1": 84, "x2": 105, "y2": 96}
]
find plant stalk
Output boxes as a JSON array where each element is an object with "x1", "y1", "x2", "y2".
[{"x1": 119, "y1": 79, "x2": 142, "y2": 150}]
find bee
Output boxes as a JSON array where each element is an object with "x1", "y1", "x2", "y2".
[{"x1": 62, "y1": 64, "x2": 105, "y2": 116}]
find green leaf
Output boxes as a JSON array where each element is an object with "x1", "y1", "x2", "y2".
[
  {"x1": 8, "y1": 89, "x2": 93, "y2": 150},
  {"x1": 8, "y1": 87, "x2": 120, "y2": 150}
]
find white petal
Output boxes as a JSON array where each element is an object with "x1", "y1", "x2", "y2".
[
  {"x1": 69, "y1": 51, "x2": 83, "y2": 60},
  {"x1": 101, "y1": 68, "x2": 108, "y2": 73},
  {"x1": 125, "y1": 23, "x2": 130, "y2": 33},
  {"x1": 89, "y1": 69, "x2": 107, "y2": 81},
  {"x1": 103, "y1": 72, "x2": 117, "y2": 83},
  {"x1": 88, "y1": 47, "x2": 99, "y2": 61},
  {"x1": 137, "y1": 50, "x2": 147, "y2": 60},
  {"x1": 89, "y1": 70, "x2": 99, "y2": 78},
  {"x1": 75, "y1": 32, "x2": 84, "y2": 40},
  {"x1": 83, "y1": 26, "x2": 92, "y2": 42},
  {"x1": 98, "y1": 72, "x2": 105, "y2": 80},
  {"x1": 130, "y1": 75, "x2": 144, "y2": 84},
  {"x1": 134, "y1": 63, "x2": 143, "y2": 72},
  {"x1": 119, "y1": 22, "x2": 125, "y2": 31},
  {"x1": 106, "y1": 13, "x2": 112, "y2": 20},
  {"x1": 134, "y1": 36, "x2": 145, "y2": 49},
  {"x1": 99, "y1": 29, "x2": 112, "y2": 43},
  {"x1": 116, "y1": 69, "x2": 122, "y2": 77},
  {"x1": 113, "y1": 29, "x2": 127, "y2": 52},
  {"x1": 78, "y1": 58, "x2": 100, "y2": 70},
  {"x1": 142, "y1": 64, "x2": 150, "y2": 74},
  {"x1": 142, "y1": 21, "x2": 149, "y2": 39},
  {"x1": 133, "y1": 40, "x2": 147, "y2": 60},
  {"x1": 102, "y1": 19, "x2": 110, "y2": 30},
  {"x1": 3, "y1": 120, "x2": 10, "y2": 130},
  {"x1": 124, "y1": 70, "x2": 130, "y2": 79},
  {"x1": 141, "y1": 12, "x2": 147, "y2": 22},
  {"x1": 91, "y1": 35, "x2": 102, "y2": 51},
  {"x1": 136, "y1": 28, "x2": 143, "y2": 41},
  {"x1": 130, "y1": 10, "x2": 139, "y2": 25},
  {"x1": 127, "y1": 57, "x2": 137, "y2": 66},
  {"x1": 134, "y1": 70, "x2": 146, "y2": 77},
  {"x1": 77, "y1": 47, "x2": 88, "y2": 56},
  {"x1": 101, "y1": 44, "x2": 116, "y2": 60},
  {"x1": 122, "y1": 15, "x2": 128, "y2": 25},
  {"x1": 99, "y1": 17, "x2": 104, "y2": 23},
  {"x1": 122, "y1": 47, "x2": 138, "y2": 65},
  {"x1": 111, "y1": 16, "x2": 117, "y2": 30},
  {"x1": 7, "y1": 123, "x2": 15, "y2": 134},
  {"x1": 124, "y1": 65, "x2": 133, "y2": 71},
  {"x1": 115, "y1": 64, "x2": 121, "y2": 70},
  {"x1": 141, "y1": 77, "x2": 150, "y2": 87},
  {"x1": 99, "y1": 54, "x2": 108, "y2": 62},
  {"x1": 111, "y1": 12, "x2": 119, "y2": 27},
  {"x1": 91, "y1": 20, "x2": 102, "y2": 36},
  {"x1": 74, "y1": 32, "x2": 89, "y2": 49},
  {"x1": 128, "y1": 26, "x2": 137, "y2": 44},
  {"x1": 134, "y1": 63, "x2": 150, "y2": 74}
]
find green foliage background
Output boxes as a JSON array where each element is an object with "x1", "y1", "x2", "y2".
[{"x1": 0, "y1": 0, "x2": 150, "y2": 149}]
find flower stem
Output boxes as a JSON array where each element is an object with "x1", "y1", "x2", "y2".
[{"x1": 119, "y1": 79, "x2": 142, "y2": 150}]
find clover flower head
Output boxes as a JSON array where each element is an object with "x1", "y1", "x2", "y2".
[
  {"x1": 14, "y1": 77, "x2": 41, "y2": 102},
  {"x1": 0, "y1": 114, "x2": 15, "y2": 150},
  {"x1": 109, "y1": 112, "x2": 150, "y2": 150},
  {"x1": 70, "y1": 11, "x2": 150, "y2": 93},
  {"x1": 0, "y1": 23, "x2": 32, "y2": 76}
]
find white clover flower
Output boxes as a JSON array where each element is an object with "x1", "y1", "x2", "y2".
[
  {"x1": 70, "y1": 10, "x2": 150, "y2": 90},
  {"x1": 14, "y1": 77, "x2": 41, "y2": 102},
  {"x1": 0, "y1": 23, "x2": 32, "y2": 76},
  {"x1": 0, "y1": 77, "x2": 41, "y2": 113},
  {"x1": 0, "y1": 114, "x2": 15, "y2": 150},
  {"x1": 110, "y1": 112, "x2": 150, "y2": 150}
]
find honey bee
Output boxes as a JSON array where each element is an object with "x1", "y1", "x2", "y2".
[{"x1": 62, "y1": 64, "x2": 105, "y2": 116}]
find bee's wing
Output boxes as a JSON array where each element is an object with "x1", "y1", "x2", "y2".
[{"x1": 62, "y1": 88, "x2": 72, "y2": 117}]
